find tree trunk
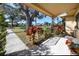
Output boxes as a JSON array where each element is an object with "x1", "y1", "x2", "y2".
[
  {"x1": 12, "y1": 19, "x2": 13, "y2": 28},
  {"x1": 35, "y1": 17, "x2": 37, "y2": 25},
  {"x1": 20, "y1": 5, "x2": 32, "y2": 30},
  {"x1": 11, "y1": 16, "x2": 14, "y2": 28}
]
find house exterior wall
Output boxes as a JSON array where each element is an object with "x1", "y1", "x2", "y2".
[
  {"x1": 65, "y1": 16, "x2": 76, "y2": 35},
  {"x1": 75, "y1": 12, "x2": 79, "y2": 39}
]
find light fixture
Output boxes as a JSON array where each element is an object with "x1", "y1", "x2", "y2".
[{"x1": 58, "y1": 12, "x2": 68, "y2": 17}]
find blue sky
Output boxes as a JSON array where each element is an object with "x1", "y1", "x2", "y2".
[
  {"x1": 37, "y1": 16, "x2": 52, "y2": 23},
  {"x1": 32, "y1": 16, "x2": 53, "y2": 25},
  {"x1": 53, "y1": 16, "x2": 63, "y2": 24},
  {"x1": 32, "y1": 16, "x2": 63, "y2": 25}
]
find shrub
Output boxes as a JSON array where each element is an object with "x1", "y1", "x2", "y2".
[{"x1": 0, "y1": 13, "x2": 7, "y2": 55}]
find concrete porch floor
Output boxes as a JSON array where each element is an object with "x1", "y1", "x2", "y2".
[{"x1": 5, "y1": 28, "x2": 29, "y2": 55}]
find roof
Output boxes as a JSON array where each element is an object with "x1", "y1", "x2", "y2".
[{"x1": 23, "y1": 3, "x2": 79, "y2": 17}]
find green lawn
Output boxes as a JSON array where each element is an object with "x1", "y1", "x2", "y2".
[{"x1": 12, "y1": 27, "x2": 27, "y2": 45}]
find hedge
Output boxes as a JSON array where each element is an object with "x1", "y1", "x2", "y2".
[{"x1": 0, "y1": 13, "x2": 7, "y2": 55}]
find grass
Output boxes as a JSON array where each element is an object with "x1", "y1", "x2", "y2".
[
  {"x1": 12, "y1": 27, "x2": 27, "y2": 45},
  {"x1": 12, "y1": 27, "x2": 37, "y2": 48}
]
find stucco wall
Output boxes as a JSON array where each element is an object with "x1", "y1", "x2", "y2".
[{"x1": 65, "y1": 16, "x2": 76, "y2": 35}]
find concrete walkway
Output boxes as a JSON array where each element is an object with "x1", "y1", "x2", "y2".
[{"x1": 5, "y1": 28, "x2": 29, "y2": 54}]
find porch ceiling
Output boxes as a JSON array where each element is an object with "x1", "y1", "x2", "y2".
[{"x1": 23, "y1": 3, "x2": 79, "y2": 17}]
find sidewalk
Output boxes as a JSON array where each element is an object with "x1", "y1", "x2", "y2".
[{"x1": 5, "y1": 28, "x2": 29, "y2": 54}]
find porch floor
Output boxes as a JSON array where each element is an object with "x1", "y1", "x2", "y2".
[{"x1": 5, "y1": 28, "x2": 29, "y2": 54}]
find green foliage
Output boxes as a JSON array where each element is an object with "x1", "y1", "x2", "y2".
[{"x1": 0, "y1": 13, "x2": 6, "y2": 55}]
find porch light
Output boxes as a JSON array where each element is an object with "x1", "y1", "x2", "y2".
[{"x1": 58, "y1": 12, "x2": 68, "y2": 17}]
